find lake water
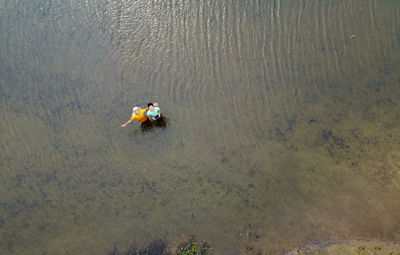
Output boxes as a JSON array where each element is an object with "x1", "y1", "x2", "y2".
[{"x1": 1, "y1": 0, "x2": 400, "y2": 254}]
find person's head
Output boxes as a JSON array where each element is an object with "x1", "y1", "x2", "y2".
[
  {"x1": 147, "y1": 103, "x2": 154, "y2": 111},
  {"x1": 132, "y1": 106, "x2": 141, "y2": 115}
]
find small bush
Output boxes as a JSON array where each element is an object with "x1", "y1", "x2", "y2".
[{"x1": 176, "y1": 238, "x2": 211, "y2": 255}]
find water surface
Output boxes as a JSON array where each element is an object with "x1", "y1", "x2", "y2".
[{"x1": 1, "y1": 0, "x2": 400, "y2": 254}]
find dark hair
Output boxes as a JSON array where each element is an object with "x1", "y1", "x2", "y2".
[{"x1": 148, "y1": 103, "x2": 153, "y2": 107}]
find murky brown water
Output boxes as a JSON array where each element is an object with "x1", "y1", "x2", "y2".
[{"x1": 1, "y1": 0, "x2": 400, "y2": 254}]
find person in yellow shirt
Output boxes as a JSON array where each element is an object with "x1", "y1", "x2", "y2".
[{"x1": 121, "y1": 103, "x2": 159, "y2": 129}]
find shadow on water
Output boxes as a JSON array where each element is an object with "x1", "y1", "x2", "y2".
[{"x1": 128, "y1": 117, "x2": 169, "y2": 137}]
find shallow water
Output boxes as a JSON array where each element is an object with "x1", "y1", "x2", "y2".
[{"x1": 1, "y1": 0, "x2": 400, "y2": 254}]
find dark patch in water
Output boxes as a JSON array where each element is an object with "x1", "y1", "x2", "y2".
[
  {"x1": 294, "y1": 87, "x2": 299, "y2": 96},
  {"x1": 247, "y1": 169, "x2": 255, "y2": 177},
  {"x1": 322, "y1": 129, "x2": 346, "y2": 149},
  {"x1": 322, "y1": 130, "x2": 332, "y2": 141},
  {"x1": 109, "y1": 239, "x2": 168, "y2": 255},
  {"x1": 287, "y1": 117, "x2": 296, "y2": 132},
  {"x1": 271, "y1": 127, "x2": 286, "y2": 142},
  {"x1": 13, "y1": 174, "x2": 25, "y2": 186}
]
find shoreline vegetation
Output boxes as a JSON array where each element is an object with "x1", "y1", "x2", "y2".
[
  {"x1": 108, "y1": 236, "x2": 211, "y2": 255},
  {"x1": 285, "y1": 240, "x2": 400, "y2": 255},
  {"x1": 108, "y1": 238, "x2": 400, "y2": 255}
]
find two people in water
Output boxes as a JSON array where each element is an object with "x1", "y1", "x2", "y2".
[{"x1": 121, "y1": 102, "x2": 164, "y2": 130}]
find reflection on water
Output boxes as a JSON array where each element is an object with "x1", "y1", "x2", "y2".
[{"x1": 1, "y1": 0, "x2": 400, "y2": 254}]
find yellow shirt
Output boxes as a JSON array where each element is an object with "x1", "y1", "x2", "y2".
[
  {"x1": 131, "y1": 109, "x2": 148, "y2": 123},
  {"x1": 132, "y1": 109, "x2": 147, "y2": 123}
]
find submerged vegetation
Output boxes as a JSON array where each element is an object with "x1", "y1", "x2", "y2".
[{"x1": 108, "y1": 237, "x2": 211, "y2": 255}]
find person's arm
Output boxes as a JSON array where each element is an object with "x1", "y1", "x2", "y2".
[{"x1": 121, "y1": 118, "x2": 133, "y2": 128}]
